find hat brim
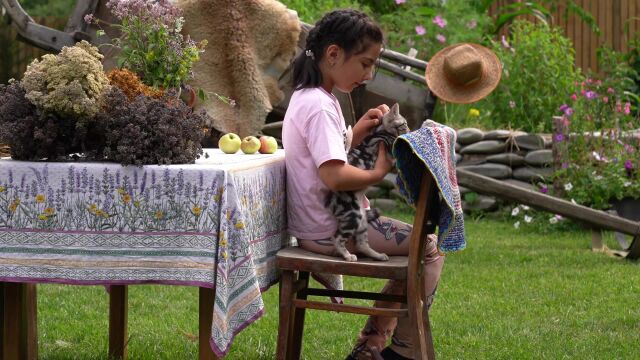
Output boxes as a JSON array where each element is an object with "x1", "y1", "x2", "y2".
[{"x1": 425, "y1": 43, "x2": 502, "y2": 104}]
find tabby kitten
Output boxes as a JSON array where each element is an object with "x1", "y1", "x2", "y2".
[{"x1": 326, "y1": 103, "x2": 409, "y2": 261}]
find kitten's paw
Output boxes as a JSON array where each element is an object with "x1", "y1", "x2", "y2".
[
  {"x1": 374, "y1": 253, "x2": 389, "y2": 261},
  {"x1": 344, "y1": 254, "x2": 358, "y2": 262}
]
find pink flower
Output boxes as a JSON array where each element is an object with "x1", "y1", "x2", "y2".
[
  {"x1": 501, "y1": 35, "x2": 510, "y2": 49},
  {"x1": 607, "y1": 87, "x2": 615, "y2": 94},
  {"x1": 602, "y1": 96, "x2": 608, "y2": 103},
  {"x1": 415, "y1": 25, "x2": 426, "y2": 36},
  {"x1": 433, "y1": 15, "x2": 447, "y2": 29},
  {"x1": 436, "y1": 34, "x2": 446, "y2": 43},
  {"x1": 467, "y1": 19, "x2": 477, "y2": 29},
  {"x1": 395, "y1": 0, "x2": 406, "y2": 4},
  {"x1": 584, "y1": 90, "x2": 597, "y2": 100},
  {"x1": 624, "y1": 102, "x2": 631, "y2": 115},
  {"x1": 84, "y1": 14, "x2": 95, "y2": 24},
  {"x1": 617, "y1": 101, "x2": 622, "y2": 113},
  {"x1": 559, "y1": 104, "x2": 568, "y2": 112},
  {"x1": 570, "y1": 93, "x2": 577, "y2": 101},
  {"x1": 564, "y1": 107, "x2": 574, "y2": 117},
  {"x1": 596, "y1": 80, "x2": 602, "y2": 85}
]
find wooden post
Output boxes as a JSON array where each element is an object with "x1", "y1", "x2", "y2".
[
  {"x1": 1, "y1": 282, "x2": 3, "y2": 360},
  {"x1": 199, "y1": 287, "x2": 218, "y2": 360},
  {"x1": 591, "y1": 228, "x2": 605, "y2": 252},
  {"x1": 2, "y1": 283, "x2": 37, "y2": 360},
  {"x1": 552, "y1": 115, "x2": 568, "y2": 196},
  {"x1": 109, "y1": 285, "x2": 128, "y2": 360}
]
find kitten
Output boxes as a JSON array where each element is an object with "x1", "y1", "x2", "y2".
[{"x1": 327, "y1": 103, "x2": 409, "y2": 261}]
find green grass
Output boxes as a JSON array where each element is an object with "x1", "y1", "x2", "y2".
[{"x1": 35, "y1": 214, "x2": 640, "y2": 359}]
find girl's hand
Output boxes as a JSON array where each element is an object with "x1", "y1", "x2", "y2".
[
  {"x1": 352, "y1": 104, "x2": 390, "y2": 146},
  {"x1": 372, "y1": 142, "x2": 394, "y2": 180}
]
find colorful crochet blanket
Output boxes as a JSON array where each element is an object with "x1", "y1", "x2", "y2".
[{"x1": 392, "y1": 120, "x2": 466, "y2": 252}]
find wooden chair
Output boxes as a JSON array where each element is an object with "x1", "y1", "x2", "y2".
[{"x1": 276, "y1": 173, "x2": 440, "y2": 360}]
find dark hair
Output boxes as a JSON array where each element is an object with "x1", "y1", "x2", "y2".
[{"x1": 292, "y1": 9, "x2": 384, "y2": 90}]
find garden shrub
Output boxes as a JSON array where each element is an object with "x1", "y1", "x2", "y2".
[{"x1": 483, "y1": 20, "x2": 583, "y2": 133}]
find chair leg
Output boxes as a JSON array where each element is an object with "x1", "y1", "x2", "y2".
[
  {"x1": 277, "y1": 270, "x2": 296, "y2": 360},
  {"x1": 407, "y1": 292, "x2": 435, "y2": 360},
  {"x1": 422, "y1": 308, "x2": 436, "y2": 360},
  {"x1": 288, "y1": 271, "x2": 309, "y2": 359}
]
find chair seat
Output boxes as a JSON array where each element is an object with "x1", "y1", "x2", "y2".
[{"x1": 276, "y1": 247, "x2": 408, "y2": 280}]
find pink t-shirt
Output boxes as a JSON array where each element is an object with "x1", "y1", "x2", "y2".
[{"x1": 282, "y1": 87, "x2": 352, "y2": 240}]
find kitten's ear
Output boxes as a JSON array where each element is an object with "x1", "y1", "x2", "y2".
[{"x1": 392, "y1": 103, "x2": 400, "y2": 115}]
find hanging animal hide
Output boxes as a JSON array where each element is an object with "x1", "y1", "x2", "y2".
[{"x1": 176, "y1": 0, "x2": 301, "y2": 136}]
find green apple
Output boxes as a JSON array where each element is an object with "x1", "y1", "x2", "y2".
[
  {"x1": 218, "y1": 133, "x2": 241, "y2": 154},
  {"x1": 240, "y1": 136, "x2": 261, "y2": 154},
  {"x1": 259, "y1": 136, "x2": 278, "y2": 154}
]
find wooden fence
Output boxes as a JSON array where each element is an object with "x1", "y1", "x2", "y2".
[
  {"x1": 489, "y1": 0, "x2": 640, "y2": 73},
  {"x1": 0, "y1": 16, "x2": 67, "y2": 84}
]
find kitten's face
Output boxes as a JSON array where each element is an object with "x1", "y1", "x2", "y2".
[{"x1": 381, "y1": 103, "x2": 409, "y2": 136}]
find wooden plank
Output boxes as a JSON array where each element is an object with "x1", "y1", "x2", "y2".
[
  {"x1": 621, "y1": 0, "x2": 629, "y2": 53},
  {"x1": 590, "y1": 0, "x2": 598, "y2": 72},
  {"x1": 568, "y1": 0, "x2": 575, "y2": 66},
  {"x1": 629, "y1": 0, "x2": 636, "y2": 54},
  {"x1": 606, "y1": 0, "x2": 614, "y2": 48},
  {"x1": 109, "y1": 285, "x2": 128, "y2": 360},
  {"x1": 456, "y1": 169, "x2": 640, "y2": 236},
  {"x1": 198, "y1": 287, "x2": 218, "y2": 360},
  {"x1": 574, "y1": 0, "x2": 583, "y2": 71},
  {"x1": 599, "y1": 0, "x2": 607, "y2": 71},
  {"x1": 582, "y1": 0, "x2": 590, "y2": 71},
  {"x1": 614, "y1": 0, "x2": 622, "y2": 51}
]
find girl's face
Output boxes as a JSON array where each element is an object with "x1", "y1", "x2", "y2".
[{"x1": 324, "y1": 42, "x2": 382, "y2": 93}]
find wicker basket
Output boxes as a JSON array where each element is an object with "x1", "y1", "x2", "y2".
[{"x1": 0, "y1": 144, "x2": 10, "y2": 158}]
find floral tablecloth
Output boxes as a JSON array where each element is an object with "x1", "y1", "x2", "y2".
[{"x1": 0, "y1": 148, "x2": 290, "y2": 357}]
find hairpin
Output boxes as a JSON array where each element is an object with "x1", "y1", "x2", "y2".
[{"x1": 305, "y1": 49, "x2": 315, "y2": 60}]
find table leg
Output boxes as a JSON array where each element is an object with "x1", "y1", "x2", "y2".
[
  {"x1": 109, "y1": 285, "x2": 128, "y2": 360},
  {"x1": 2, "y1": 282, "x2": 37, "y2": 360},
  {"x1": 199, "y1": 287, "x2": 219, "y2": 360},
  {"x1": 0, "y1": 282, "x2": 3, "y2": 359}
]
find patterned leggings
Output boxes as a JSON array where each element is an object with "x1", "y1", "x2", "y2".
[{"x1": 298, "y1": 216, "x2": 445, "y2": 359}]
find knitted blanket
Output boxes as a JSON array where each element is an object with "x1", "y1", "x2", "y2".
[
  {"x1": 176, "y1": 0, "x2": 301, "y2": 136},
  {"x1": 392, "y1": 120, "x2": 466, "y2": 252}
]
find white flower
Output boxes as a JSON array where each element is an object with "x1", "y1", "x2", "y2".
[
  {"x1": 594, "y1": 175, "x2": 603, "y2": 181},
  {"x1": 524, "y1": 215, "x2": 533, "y2": 223},
  {"x1": 624, "y1": 181, "x2": 632, "y2": 187},
  {"x1": 511, "y1": 207, "x2": 520, "y2": 216},
  {"x1": 564, "y1": 183, "x2": 573, "y2": 191},
  {"x1": 514, "y1": 221, "x2": 520, "y2": 229},
  {"x1": 520, "y1": 205, "x2": 530, "y2": 211},
  {"x1": 549, "y1": 216, "x2": 558, "y2": 224}
]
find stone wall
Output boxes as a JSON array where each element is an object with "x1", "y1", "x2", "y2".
[{"x1": 455, "y1": 128, "x2": 554, "y2": 212}]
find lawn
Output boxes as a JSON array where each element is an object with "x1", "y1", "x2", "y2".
[{"x1": 36, "y1": 212, "x2": 640, "y2": 359}]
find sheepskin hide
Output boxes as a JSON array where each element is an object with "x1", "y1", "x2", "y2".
[{"x1": 176, "y1": 0, "x2": 301, "y2": 136}]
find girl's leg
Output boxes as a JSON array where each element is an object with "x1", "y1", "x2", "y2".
[{"x1": 345, "y1": 217, "x2": 444, "y2": 360}]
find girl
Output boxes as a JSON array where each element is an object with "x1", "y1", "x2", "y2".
[{"x1": 281, "y1": 9, "x2": 444, "y2": 360}]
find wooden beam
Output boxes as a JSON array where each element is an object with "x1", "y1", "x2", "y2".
[
  {"x1": 2, "y1": 283, "x2": 37, "y2": 360},
  {"x1": 456, "y1": 168, "x2": 640, "y2": 236}
]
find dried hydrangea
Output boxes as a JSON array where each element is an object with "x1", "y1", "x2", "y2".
[
  {"x1": 107, "y1": 68, "x2": 163, "y2": 101},
  {"x1": 21, "y1": 41, "x2": 111, "y2": 120},
  {"x1": 97, "y1": 88, "x2": 210, "y2": 166},
  {"x1": 0, "y1": 80, "x2": 82, "y2": 160}
]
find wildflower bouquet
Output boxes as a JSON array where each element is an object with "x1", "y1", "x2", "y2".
[
  {"x1": 90, "y1": 0, "x2": 207, "y2": 90},
  {"x1": 553, "y1": 77, "x2": 640, "y2": 209}
]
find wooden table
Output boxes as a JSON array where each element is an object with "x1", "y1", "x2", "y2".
[{"x1": 0, "y1": 149, "x2": 290, "y2": 359}]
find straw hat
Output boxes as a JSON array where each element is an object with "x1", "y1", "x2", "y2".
[{"x1": 425, "y1": 43, "x2": 502, "y2": 104}]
